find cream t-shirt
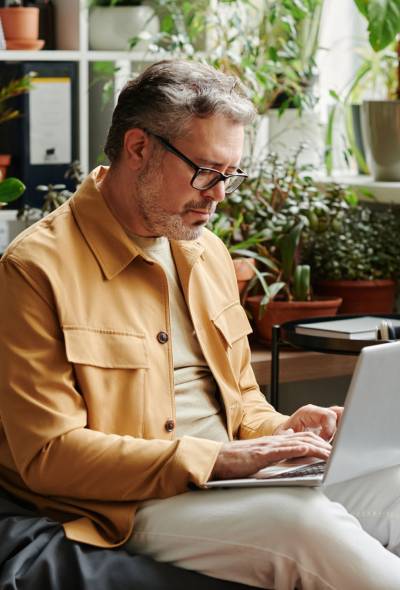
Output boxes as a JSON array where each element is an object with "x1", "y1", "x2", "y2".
[{"x1": 131, "y1": 235, "x2": 229, "y2": 442}]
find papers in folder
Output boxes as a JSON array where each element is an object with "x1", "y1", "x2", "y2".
[{"x1": 295, "y1": 316, "x2": 400, "y2": 340}]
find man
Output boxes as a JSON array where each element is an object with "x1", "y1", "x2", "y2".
[{"x1": 1, "y1": 59, "x2": 400, "y2": 590}]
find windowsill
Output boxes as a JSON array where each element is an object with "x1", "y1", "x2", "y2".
[{"x1": 317, "y1": 173, "x2": 400, "y2": 204}]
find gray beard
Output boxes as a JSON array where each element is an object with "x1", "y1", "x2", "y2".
[{"x1": 135, "y1": 163, "x2": 213, "y2": 241}]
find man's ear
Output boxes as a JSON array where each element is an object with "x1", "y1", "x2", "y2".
[{"x1": 123, "y1": 128, "x2": 150, "y2": 170}]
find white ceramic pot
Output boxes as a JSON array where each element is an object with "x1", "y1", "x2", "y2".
[
  {"x1": 361, "y1": 100, "x2": 400, "y2": 181},
  {"x1": 89, "y1": 6, "x2": 159, "y2": 51}
]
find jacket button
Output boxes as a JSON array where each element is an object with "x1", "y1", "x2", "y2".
[
  {"x1": 165, "y1": 419, "x2": 175, "y2": 432},
  {"x1": 157, "y1": 331, "x2": 169, "y2": 344}
]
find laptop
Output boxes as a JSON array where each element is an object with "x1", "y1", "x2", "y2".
[{"x1": 203, "y1": 341, "x2": 400, "y2": 489}]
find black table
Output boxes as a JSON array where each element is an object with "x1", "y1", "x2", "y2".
[{"x1": 270, "y1": 314, "x2": 400, "y2": 411}]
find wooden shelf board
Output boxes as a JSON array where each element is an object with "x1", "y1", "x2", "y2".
[{"x1": 251, "y1": 345, "x2": 357, "y2": 387}]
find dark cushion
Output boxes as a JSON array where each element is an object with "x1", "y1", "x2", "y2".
[{"x1": 0, "y1": 488, "x2": 254, "y2": 590}]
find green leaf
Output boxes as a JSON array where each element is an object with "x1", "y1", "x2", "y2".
[
  {"x1": 269, "y1": 281, "x2": 286, "y2": 299},
  {"x1": 292, "y1": 264, "x2": 310, "y2": 300},
  {"x1": 365, "y1": 0, "x2": 400, "y2": 51},
  {"x1": 353, "y1": 0, "x2": 368, "y2": 17},
  {"x1": 343, "y1": 105, "x2": 370, "y2": 173},
  {"x1": 278, "y1": 222, "x2": 304, "y2": 281},
  {"x1": 344, "y1": 190, "x2": 360, "y2": 207},
  {"x1": 328, "y1": 89, "x2": 341, "y2": 101},
  {"x1": 232, "y1": 249, "x2": 280, "y2": 272},
  {"x1": 346, "y1": 60, "x2": 372, "y2": 102},
  {"x1": 324, "y1": 103, "x2": 337, "y2": 174},
  {"x1": 0, "y1": 178, "x2": 25, "y2": 203},
  {"x1": 268, "y1": 46, "x2": 278, "y2": 61},
  {"x1": 257, "y1": 281, "x2": 286, "y2": 317}
]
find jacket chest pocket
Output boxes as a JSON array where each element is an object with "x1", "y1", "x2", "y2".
[
  {"x1": 63, "y1": 327, "x2": 149, "y2": 436},
  {"x1": 212, "y1": 302, "x2": 253, "y2": 350}
]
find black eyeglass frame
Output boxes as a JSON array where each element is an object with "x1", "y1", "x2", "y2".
[{"x1": 148, "y1": 131, "x2": 248, "y2": 194}]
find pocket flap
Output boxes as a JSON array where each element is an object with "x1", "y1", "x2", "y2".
[
  {"x1": 63, "y1": 327, "x2": 148, "y2": 369},
  {"x1": 212, "y1": 303, "x2": 253, "y2": 347}
]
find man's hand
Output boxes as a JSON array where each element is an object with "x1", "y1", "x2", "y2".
[
  {"x1": 210, "y1": 431, "x2": 332, "y2": 480},
  {"x1": 274, "y1": 404, "x2": 343, "y2": 441}
]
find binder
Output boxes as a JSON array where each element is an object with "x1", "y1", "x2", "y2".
[{"x1": 0, "y1": 61, "x2": 78, "y2": 208}]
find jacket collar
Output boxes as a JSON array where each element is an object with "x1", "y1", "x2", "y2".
[{"x1": 70, "y1": 167, "x2": 205, "y2": 280}]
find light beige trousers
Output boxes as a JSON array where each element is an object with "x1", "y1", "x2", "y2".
[{"x1": 125, "y1": 465, "x2": 400, "y2": 590}]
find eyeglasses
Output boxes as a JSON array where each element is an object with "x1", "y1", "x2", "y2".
[{"x1": 148, "y1": 132, "x2": 248, "y2": 194}]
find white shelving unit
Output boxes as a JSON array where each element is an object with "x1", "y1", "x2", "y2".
[{"x1": 0, "y1": 0, "x2": 153, "y2": 174}]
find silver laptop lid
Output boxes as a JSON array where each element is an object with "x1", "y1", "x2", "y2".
[{"x1": 323, "y1": 341, "x2": 400, "y2": 487}]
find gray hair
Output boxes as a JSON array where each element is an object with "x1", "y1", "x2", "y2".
[{"x1": 104, "y1": 59, "x2": 256, "y2": 163}]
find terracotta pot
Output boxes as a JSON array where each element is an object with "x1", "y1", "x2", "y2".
[
  {"x1": 0, "y1": 154, "x2": 11, "y2": 180},
  {"x1": 315, "y1": 279, "x2": 397, "y2": 314},
  {"x1": 0, "y1": 7, "x2": 39, "y2": 41},
  {"x1": 246, "y1": 295, "x2": 342, "y2": 342},
  {"x1": 232, "y1": 257, "x2": 255, "y2": 295}
]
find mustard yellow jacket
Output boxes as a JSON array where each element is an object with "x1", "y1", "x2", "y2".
[{"x1": 0, "y1": 168, "x2": 287, "y2": 547}]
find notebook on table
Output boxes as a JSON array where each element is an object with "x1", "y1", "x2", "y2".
[
  {"x1": 294, "y1": 316, "x2": 400, "y2": 340},
  {"x1": 203, "y1": 341, "x2": 400, "y2": 489}
]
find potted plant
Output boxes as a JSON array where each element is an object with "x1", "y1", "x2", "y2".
[
  {"x1": 8, "y1": 161, "x2": 83, "y2": 244},
  {"x1": 305, "y1": 204, "x2": 400, "y2": 314},
  {"x1": 131, "y1": 0, "x2": 325, "y2": 165},
  {"x1": 88, "y1": 0, "x2": 159, "y2": 52},
  {"x1": 208, "y1": 194, "x2": 275, "y2": 297},
  {"x1": 222, "y1": 149, "x2": 352, "y2": 341},
  {"x1": 325, "y1": 39, "x2": 399, "y2": 176},
  {"x1": 147, "y1": 0, "x2": 323, "y2": 111},
  {"x1": 350, "y1": 1, "x2": 400, "y2": 180}
]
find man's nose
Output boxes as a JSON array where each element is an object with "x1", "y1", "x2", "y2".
[{"x1": 202, "y1": 180, "x2": 226, "y2": 203}]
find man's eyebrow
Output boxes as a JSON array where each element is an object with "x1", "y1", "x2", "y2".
[{"x1": 197, "y1": 157, "x2": 240, "y2": 171}]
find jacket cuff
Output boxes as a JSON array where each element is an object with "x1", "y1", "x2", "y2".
[{"x1": 170, "y1": 436, "x2": 223, "y2": 488}]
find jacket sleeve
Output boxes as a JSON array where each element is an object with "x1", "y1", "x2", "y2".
[
  {"x1": 238, "y1": 339, "x2": 289, "y2": 438},
  {"x1": 0, "y1": 257, "x2": 222, "y2": 501}
]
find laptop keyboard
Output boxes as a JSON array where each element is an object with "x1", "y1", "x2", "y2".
[{"x1": 273, "y1": 462, "x2": 326, "y2": 479}]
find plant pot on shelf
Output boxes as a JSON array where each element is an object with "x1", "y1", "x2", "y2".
[
  {"x1": 0, "y1": 154, "x2": 11, "y2": 180},
  {"x1": 246, "y1": 295, "x2": 342, "y2": 343},
  {"x1": 0, "y1": 7, "x2": 39, "y2": 41},
  {"x1": 89, "y1": 6, "x2": 159, "y2": 51},
  {"x1": 361, "y1": 100, "x2": 400, "y2": 181},
  {"x1": 232, "y1": 257, "x2": 255, "y2": 295},
  {"x1": 315, "y1": 279, "x2": 397, "y2": 315}
]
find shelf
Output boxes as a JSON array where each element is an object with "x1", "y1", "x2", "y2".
[
  {"x1": 0, "y1": 50, "x2": 156, "y2": 63},
  {"x1": 87, "y1": 51, "x2": 155, "y2": 62},
  {"x1": 0, "y1": 50, "x2": 82, "y2": 62}
]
